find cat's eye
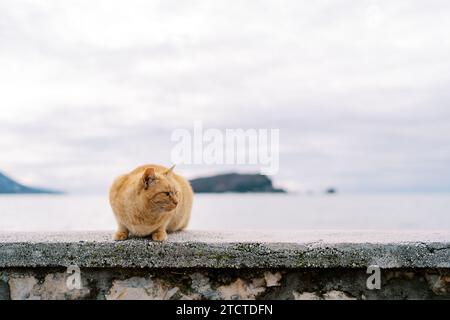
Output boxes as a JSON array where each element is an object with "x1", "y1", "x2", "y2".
[{"x1": 165, "y1": 192, "x2": 170, "y2": 196}]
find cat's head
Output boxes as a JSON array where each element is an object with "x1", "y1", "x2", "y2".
[{"x1": 140, "y1": 165, "x2": 180, "y2": 213}]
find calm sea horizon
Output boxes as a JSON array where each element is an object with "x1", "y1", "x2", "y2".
[{"x1": 0, "y1": 193, "x2": 449, "y2": 232}]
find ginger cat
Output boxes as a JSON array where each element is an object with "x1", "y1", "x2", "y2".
[{"x1": 109, "y1": 164, "x2": 193, "y2": 241}]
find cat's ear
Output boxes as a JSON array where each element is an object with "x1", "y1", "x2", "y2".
[
  {"x1": 164, "y1": 164, "x2": 176, "y2": 176},
  {"x1": 142, "y1": 167, "x2": 156, "y2": 190}
]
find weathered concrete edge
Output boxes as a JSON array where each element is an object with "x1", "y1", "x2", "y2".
[
  {"x1": 1, "y1": 231, "x2": 449, "y2": 269},
  {"x1": 1, "y1": 242, "x2": 450, "y2": 269}
]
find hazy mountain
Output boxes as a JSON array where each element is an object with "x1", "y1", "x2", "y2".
[
  {"x1": 190, "y1": 173, "x2": 286, "y2": 193},
  {"x1": 0, "y1": 171, "x2": 61, "y2": 194}
]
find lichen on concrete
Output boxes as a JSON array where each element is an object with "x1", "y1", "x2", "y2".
[
  {"x1": 0, "y1": 231, "x2": 449, "y2": 300},
  {"x1": 0, "y1": 231, "x2": 449, "y2": 269}
]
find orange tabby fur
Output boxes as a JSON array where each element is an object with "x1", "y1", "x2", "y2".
[{"x1": 109, "y1": 164, "x2": 193, "y2": 241}]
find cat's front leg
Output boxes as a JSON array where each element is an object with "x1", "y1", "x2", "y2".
[
  {"x1": 151, "y1": 228, "x2": 168, "y2": 241},
  {"x1": 113, "y1": 223, "x2": 129, "y2": 241}
]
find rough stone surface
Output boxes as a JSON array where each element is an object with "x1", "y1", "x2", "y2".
[
  {"x1": 0, "y1": 278, "x2": 10, "y2": 300},
  {"x1": 264, "y1": 272, "x2": 282, "y2": 287},
  {"x1": 8, "y1": 273, "x2": 91, "y2": 300},
  {"x1": 106, "y1": 277, "x2": 179, "y2": 300},
  {"x1": 8, "y1": 276, "x2": 39, "y2": 300},
  {"x1": 0, "y1": 231, "x2": 449, "y2": 269},
  {"x1": 0, "y1": 231, "x2": 449, "y2": 300},
  {"x1": 0, "y1": 268, "x2": 448, "y2": 300},
  {"x1": 218, "y1": 278, "x2": 266, "y2": 300}
]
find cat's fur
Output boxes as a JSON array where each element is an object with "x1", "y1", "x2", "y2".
[{"x1": 109, "y1": 164, "x2": 193, "y2": 241}]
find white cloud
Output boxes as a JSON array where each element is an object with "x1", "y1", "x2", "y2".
[{"x1": 1, "y1": 0, "x2": 450, "y2": 193}]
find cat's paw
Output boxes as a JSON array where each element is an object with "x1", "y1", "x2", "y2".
[
  {"x1": 113, "y1": 231, "x2": 129, "y2": 241},
  {"x1": 152, "y1": 230, "x2": 168, "y2": 241}
]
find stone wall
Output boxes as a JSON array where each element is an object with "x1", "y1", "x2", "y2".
[{"x1": 0, "y1": 231, "x2": 449, "y2": 300}]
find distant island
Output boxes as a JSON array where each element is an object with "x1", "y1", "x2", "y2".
[
  {"x1": 325, "y1": 187, "x2": 337, "y2": 194},
  {"x1": 0, "y1": 171, "x2": 61, "y2": 194},
  {"x1": 190, "y1": 173, "x2": 286, "y2": 193}
]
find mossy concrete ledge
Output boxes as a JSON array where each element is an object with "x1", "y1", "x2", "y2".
[
  {"x1": 0, "y1": 231, "x2": 449, "y2": 269},
  {"x1": 0, "y1": 231, "x2": 449, "y2": 300}
]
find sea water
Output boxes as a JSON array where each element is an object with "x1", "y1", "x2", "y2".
[{"x1": 0, "y1": 193, "x2": 449, "y2": 231}]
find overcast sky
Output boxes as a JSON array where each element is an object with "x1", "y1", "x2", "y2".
[{"x1": 1, "y1": 0, "x2": 450, "y2": 193}]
